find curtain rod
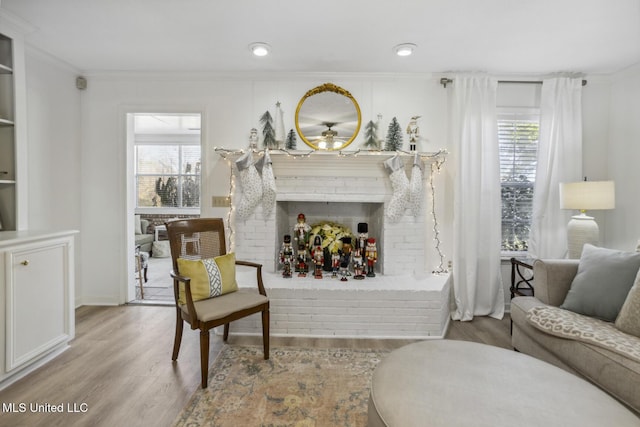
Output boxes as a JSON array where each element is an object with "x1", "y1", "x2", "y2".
[{"x1": 439, "y1": 77, "x2": 587, "y2": 88}]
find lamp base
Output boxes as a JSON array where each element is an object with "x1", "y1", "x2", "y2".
[{"x1": 567, "y1": 214, "x2": 599, "y2": 259}]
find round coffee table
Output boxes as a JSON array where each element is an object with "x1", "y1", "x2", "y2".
[{"x1": 368, "y1": 340, "x2": 639, "y2": 427}]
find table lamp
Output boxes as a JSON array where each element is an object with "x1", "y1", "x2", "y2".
[{"x1": 559, "y1": 180, "x2": 615, "y2": 258}]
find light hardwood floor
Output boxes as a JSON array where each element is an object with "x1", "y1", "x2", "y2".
[{"x1": 0, "y1": 305, "x2": 511, "y2": 427}]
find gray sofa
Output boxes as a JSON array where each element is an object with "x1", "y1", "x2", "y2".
[
  {"x1": 135, "y1": 217, "x2": 153, "y2": 253},
  {"x1": 511, "y1": 259, "x2": 640, "y2": 414}
]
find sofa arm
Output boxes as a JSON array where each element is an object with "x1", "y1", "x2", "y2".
[{"x1": 533, "y1": 259, "x2": 579, "y2": 306}]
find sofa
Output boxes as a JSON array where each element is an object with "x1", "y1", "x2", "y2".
[
  {"x1": 135, "y1": 216, "x2": 154, "y2": 253},
  {"x1": 511, "y1": 250, "x2": 640, "y2": 415}
]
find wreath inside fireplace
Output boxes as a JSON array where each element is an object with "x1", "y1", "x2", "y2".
[{"x1": 309, "y1": 221, "x2": 353, "y2": 271}]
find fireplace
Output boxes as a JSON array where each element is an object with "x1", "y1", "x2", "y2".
[
  {"x1": 225, "y1": 150, "x2": 450, "y2": 338},
  {"x1": 232, "y1": 152, "x2": 434, "y2": 277}
]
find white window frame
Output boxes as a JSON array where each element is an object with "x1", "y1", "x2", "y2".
[{"x1": 134, "y1": 133, "x2": 201, "y2": 216}]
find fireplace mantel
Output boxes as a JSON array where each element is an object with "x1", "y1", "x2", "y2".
[{"x1": 216, "y1": 148, "x2": 446, "y2": 178}]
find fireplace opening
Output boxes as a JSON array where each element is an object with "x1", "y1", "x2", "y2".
[{"x1": 275, "y1": 201, "x2": 384, "y2": 274}]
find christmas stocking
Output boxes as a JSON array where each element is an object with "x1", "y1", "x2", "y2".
[
  {"x1": 409, "y1": 154, "x2": 424, "y2": 217},
  {"x1": 256, "y1": 149, "x2": 277, "y2": 217},
  {"x1": 384, "y1": 155, "x2": 410, "y2": 221},
  {"x1": 235, "y1": 152, "x2": 263, "y2": 219}
]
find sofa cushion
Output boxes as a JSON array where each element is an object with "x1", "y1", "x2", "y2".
[
  {"x1": 135, "y1": 215, "x2": 142, "y2": 235},
  {"x1": 560, "y1": 244, "x2": 640, "y2": 322},
  {"x1": 176, "y1": 253, "x2": 238, "y2": 305},
  {"x1": 152, "y1": 240, "x2": 171, "y2": 258},
  {"x1": 616, "y1": 269, "x2": 640, "y2": 338},
  {"x1": 527, "y1": 306, "x2": 640, "y2": 363}
]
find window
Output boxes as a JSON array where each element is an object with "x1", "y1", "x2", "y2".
[
  {"x1": 499, "y1": 110, "x2": 539, "y2": 252},
  {"x1": 133, "y1": 114, "x2": 201, "y2": 211}
]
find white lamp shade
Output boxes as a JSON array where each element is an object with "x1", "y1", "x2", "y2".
[{"x1": 559, "y1": 181, "x2": 615, "y2": 211}]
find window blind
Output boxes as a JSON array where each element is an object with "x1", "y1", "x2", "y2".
[{"x1": 498, "y1": 114, "x2": 539, "y2": 251}]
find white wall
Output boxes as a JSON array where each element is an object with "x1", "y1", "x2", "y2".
[
  {"x1": 78, "y1": 73, "x2": 450, "y2": 304},
  {"x1": 606, "y1": 64, "x2": 640, "y2": 251},
  {"x1": 19, "y1": 63, "x2": 633, "y2": 307},
  {"x1": 24, "y1": 48, "x2": 82, "y2": 301}
]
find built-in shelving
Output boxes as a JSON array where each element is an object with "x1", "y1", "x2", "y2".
[{"x1": 0, "y1": 31, "x2": 17, "y2": 231}]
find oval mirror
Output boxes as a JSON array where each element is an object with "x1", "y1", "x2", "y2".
[{"x1": 295, "y1": 83, "x2": 362, "y2": 150}]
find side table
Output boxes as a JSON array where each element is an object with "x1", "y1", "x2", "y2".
[{"x1": 510, "y1": 257, "x2": 534, "y2": 298}]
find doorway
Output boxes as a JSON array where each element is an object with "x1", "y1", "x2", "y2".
[{"x1": 126, "y1": 112, "x2": 202, "y2": 304}]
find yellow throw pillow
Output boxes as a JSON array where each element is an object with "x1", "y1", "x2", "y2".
[{"x1": 176, "y1": 253, "x2": 238, "y2": 305}]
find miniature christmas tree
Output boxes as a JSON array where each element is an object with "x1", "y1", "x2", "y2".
[
  {"x1": 286, "y1": 129, "x2": 297, "y2": 149},
  {"x1": 364, "y1": 120, "x2": 379, "y2": 149},
  {"x1": 260, "y1": 111, "x2": 277, "y2": 148},
  {"x1": 385, "y1": 117, "x2": 403, "y2": 151}
]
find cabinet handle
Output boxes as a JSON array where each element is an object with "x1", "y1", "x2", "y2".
[{"x1": 20, "y1": 260, "x2": 29, "y2": 266}]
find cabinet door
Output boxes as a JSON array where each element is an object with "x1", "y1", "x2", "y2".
[{"x1": 5, "y1": 238, "x2": 73, "y2": 372}]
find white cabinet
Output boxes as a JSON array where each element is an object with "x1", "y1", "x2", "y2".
[{"x1": 0, "y1": 231, "x2": 76, "y2": 386}]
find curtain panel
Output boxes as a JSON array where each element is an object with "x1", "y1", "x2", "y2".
[
  {"x1": 528, "y1": 78, "x2": 583, "y2": 259},
  {"x1": 450, "y1": 76, "x2": 505, "y2": 321}
]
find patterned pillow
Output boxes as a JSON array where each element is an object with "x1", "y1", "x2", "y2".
[
  {"x1": 615, "y1": 269, "x2": 640, "y2": 338},
  {"x1": 176, "y1": 253, "x2": 238, "y2": 305}
]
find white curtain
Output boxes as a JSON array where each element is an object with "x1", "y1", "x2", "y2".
[
  {"x1": 528, "y1": 78, "x2": 583, "y2": 259},
  {"x1": 450, "y1": 76, "x2": 504, "y2": 321}
]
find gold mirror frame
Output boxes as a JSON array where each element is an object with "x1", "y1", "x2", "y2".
[{"x1": 294, "y1": 83, "x2": 362, "y2": 151}]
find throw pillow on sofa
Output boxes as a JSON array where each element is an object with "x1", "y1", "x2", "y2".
[
  {"x1": 152, "y1": 240, "x2": 171, "y2": 258},
  {"x1": 615, "y1": 269, "x2": 640, "y2": 338},
  {"x1": 560, "y1": 244, "x2": 640, "y2": 322}
]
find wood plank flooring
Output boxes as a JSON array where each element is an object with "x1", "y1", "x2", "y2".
[{"x1": 0, "y1": 305, "x2": 511, "y2": 427}]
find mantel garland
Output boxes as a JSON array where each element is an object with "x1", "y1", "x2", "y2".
[{"x1": 215, "y1": 147, "x2": 448, "y2": 274}]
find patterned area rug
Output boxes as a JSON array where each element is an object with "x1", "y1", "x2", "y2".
[{"x1": 173, "y1": 345, "x2": 390, "y2": 427}]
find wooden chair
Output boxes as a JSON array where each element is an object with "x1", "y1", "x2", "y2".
[{"x1": 165, "y1": 218, "x2": 269, "y2": 388}]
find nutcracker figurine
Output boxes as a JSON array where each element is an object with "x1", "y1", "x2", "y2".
[
  {"x1": 294, "y1": 213, "x2": 311, "y2": 250},
  {"x1": 311, "y1": 235, "x2": 324, "y2": 279},
  {"x1": 356, "y1": 223, "x2": 368, "y2": 254},
  {"x1": 340, "y1": 237, "x2": 352, "y2": 276},
  {"x1": 331, "y1": 252, "x2": 341, "y2": 278},
  {"x1": 296, "y1": 242, "x2": 309, "y2": 277},
  {"x1": 353, "y1": 248, "x2": 365, "y2": 280},
  {"x1": 294, "y1": 213, "x2": 312, "y2": 277},
  {"x1": 279, "y1": 234, "x2": 294, "y2": 278},
  {"x1": 365, "y1": 238, "x2": 377, "y2": 277},
  {"x1": 339, "y1": 260, "x2": 349, "y2": 282}
]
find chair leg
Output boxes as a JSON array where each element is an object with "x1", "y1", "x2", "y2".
[
  {"x1": 223, "y1": 323, "x2": 230, "y2": 341},
  {"x1": 200, "y1": 329, "x2": 210, "y2": 388},
  {"x1": 262, "y1": 308, "x2": 270, "y2": 360},
  {"x1": 172, "y1": 312, "x2": 184, "y2": 361}
]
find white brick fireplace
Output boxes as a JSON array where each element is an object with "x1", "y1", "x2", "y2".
[{"x1": 225, "y1": 151, "x2": 450, "y2": 339}]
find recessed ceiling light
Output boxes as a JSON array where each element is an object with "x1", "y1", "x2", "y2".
[
  {"x1": 394, "y1": 43, "x2": 416, "y2": 57},
  {"x1": 249, "y1": 42, "x2": 271, "y2": 57}
]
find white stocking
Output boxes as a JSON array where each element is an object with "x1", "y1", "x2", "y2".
[
  {"x1": 235, "y1": 152, "x2": 263, "y2": 219},
  {"x1": 384, "y1": 155, "x2": 410, "y2": 222},
  {"x1": 409, "y1": 154, "x2": 424, "y2": 217},
  {"x1": 257, "y1": 149, "x2": 277, "y2": 217}
]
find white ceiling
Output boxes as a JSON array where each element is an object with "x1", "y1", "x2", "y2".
[{"x1": 2, "y1": 0, "x2": 639, "y2": 75}]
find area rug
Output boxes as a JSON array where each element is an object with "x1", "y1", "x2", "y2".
[{"x1": 172, "y1": 345, "x2": 390, "y2": 427}]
